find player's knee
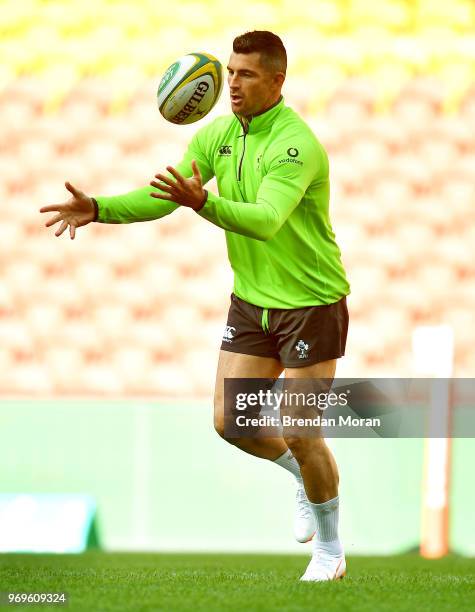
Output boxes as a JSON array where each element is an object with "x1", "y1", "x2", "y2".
[
  {"x1": 283, "y1": 436, "x2": 315, "y2": 464},
  {"x1": 283, "y1": 436, "x2": 303, "y2": 459}
]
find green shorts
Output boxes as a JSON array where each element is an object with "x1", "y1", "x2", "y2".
[{"x1": 220, "y1": 293, "x2": 349, "y2": 367}]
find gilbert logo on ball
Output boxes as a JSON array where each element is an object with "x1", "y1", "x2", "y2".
[{"x1": 157, "y1": 52, "x2": 223, "y2": 125}]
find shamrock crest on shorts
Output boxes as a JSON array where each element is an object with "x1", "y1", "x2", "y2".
[{"x1": 295, "y1": 340, "x2": 309, "y2": 359}]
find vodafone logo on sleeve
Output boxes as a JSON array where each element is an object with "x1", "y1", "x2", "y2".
[{"x1": 278, "y1": 146, "x2": 303, "y2": 166}]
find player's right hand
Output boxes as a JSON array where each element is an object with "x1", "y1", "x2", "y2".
[{"x1": 39, "y1": 181, "x2": 96, "y2": 240}]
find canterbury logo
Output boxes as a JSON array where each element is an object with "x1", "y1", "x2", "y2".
[
  {"x1": 218, "y1": 145, "x2": 232, "y2": 156},
  {"x1": 222, "y1": 325, "x2": 236, "y2": 342}
]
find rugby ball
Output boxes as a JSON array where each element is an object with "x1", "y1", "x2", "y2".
[{"x1": 157, "y1": 52, "x2": 223, "y2": 125}]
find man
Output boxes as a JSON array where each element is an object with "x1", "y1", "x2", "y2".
[{"x1": 40, "y1": 31, "x2": 350, "y2": 581}]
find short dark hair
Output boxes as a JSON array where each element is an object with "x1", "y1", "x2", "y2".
[{"x1": 233, "y1": 31, "x2": 287, "y2": 75}]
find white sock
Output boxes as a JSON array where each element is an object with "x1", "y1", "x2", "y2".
[
  {"x1": 273, "y1": 449, "x2": 303, "y2": 482},
  {"x1": 309, "y1": 495, "x2": 343, "y2": 556}
]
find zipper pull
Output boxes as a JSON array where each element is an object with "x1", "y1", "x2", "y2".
[{"x1": 235, "y1": 113, "x2": 249, "y2": 135}]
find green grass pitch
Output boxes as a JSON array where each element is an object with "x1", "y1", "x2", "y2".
[{"x1": 0, "y1": 552, "x2": 474, "y2": 612}]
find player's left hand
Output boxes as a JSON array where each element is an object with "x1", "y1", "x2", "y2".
[{"x1": 150, "y1": 160, "x2": 207, "y2": 211}]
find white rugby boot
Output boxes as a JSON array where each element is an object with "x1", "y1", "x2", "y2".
[
  {"x1": 299, "y1": 551, "x2": 346, "y2": 582},
  {"x1": 294, "y1": 482, "x2": 316, "y2": 543}
]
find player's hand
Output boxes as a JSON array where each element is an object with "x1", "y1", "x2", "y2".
[
  {"x1": 39, "y1": 182, "x2": 96, "y2": 240},
  {"x1": 150, "y1": 160, "x2": 207, "y2": 211}
]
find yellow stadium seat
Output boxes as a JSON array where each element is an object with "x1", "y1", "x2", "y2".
[
  {"x1": 437, "y1": 237, "x2": 475, "y2": 277},
  {"x1": 365, "y1": 115, "x2": 406, "y2": 153},
  {"x1": 369, "y1": 176, "x2": 413, "y2": 214},
  {"x1": 79, "y1": 361, "x2": 124, "y2": 394},
  {"x1": 440, "y1": 180, "x2": 475, "y2": 227},
  {"x1": 415, "y1": 138, "x2": 458, "y2": 174},
  {"x1": 9, "y1": 362, "x2": 54, "y2": 394},
  {"x1": 0, "y1": 317, "x2": 34, "y2": 353},
  {"x1": 42, "y1": 347, "x2": 83, "y2": 393},
  {"x1": 392, "y1": 223, "x2": 436, "y2": 264},
  {"x1": 184, "y1": 347, "x2": 219, "y2": 396},
  {"x1": 416, "y1": 264, "x2": 458, "y2": 310},
  {"x1": 416, "y1": 0, "x2": 475, "y2": 33},
  {"x1": 348, "y1": 139, "x2": 390, "y2": 177},
  {"x1": 144, "y1": 360, "x2": 195, "y2": 396},
  {"x1": 348, "y1": 0, "x2": 412, "y2": 34},
  {"x1": 395, "y1": 73, "x2": 442, "y2": 100},
  {"x1": 0, "y1": 219, "x2": 24, "y2": 253},
  {"x1": 328, "y1": 153, "x2": 363, "y2": 194},
  {"x1": 111, "y1": 346, "x2": 151, "y2": 390},
  {"x1": 125, "y1": 320, "x2": 172, "y2": 355},
  {"x1": 388, "y1": 153, "x2": 434, "y2": 194},
  {"x1": 410, "y1": 195, "x2": 456, "y2": 233},
  {"x1": 438, "y1": 116, "x2": 475, "y2": 153},
  {"x1": 344, "y1": 266, "x2": 387, "y2": 317},
  {"x1": 384, "y1": 278, "x2": 429, "y2": 320},
  {"x1": 345, "y1": 318, "x2": 386, "y2": 365}
]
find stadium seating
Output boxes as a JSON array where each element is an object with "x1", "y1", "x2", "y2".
[{"x1": 1, "y1": 0, "x2": 474, "y2": 395}]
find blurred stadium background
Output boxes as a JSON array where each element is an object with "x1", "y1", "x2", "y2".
[{"x1": 0, "y1": 0, "x2": 474, "y2": 556}]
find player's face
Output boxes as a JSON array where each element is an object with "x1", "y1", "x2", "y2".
[{"x1": 227, "y1": 52, "x2": 283, "y2": 118}]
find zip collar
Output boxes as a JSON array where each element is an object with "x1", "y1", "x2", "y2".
[{"x1": 234, "y1": 96, "x2": 284, "y2": 135}]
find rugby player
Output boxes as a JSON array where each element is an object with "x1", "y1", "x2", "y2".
[{"x1": 40, "y1": 31, "x2": 350, "y2": 582}]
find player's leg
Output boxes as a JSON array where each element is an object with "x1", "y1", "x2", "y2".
[
  {"x1": 283, "y1": 359, "x2": 339, "y2": 503},
  {"x1": 213, "y1": 348, "x2": 286, "y2": 459},
  {"x1": 214, "y1": 349, "x2": 316, "y2": 543},
  {"x1": 282, "y1": 359, "x2": 345, "y2": 581},
  {"x1": 216, "y1": 293, "x2": 316, "y2": 541}
]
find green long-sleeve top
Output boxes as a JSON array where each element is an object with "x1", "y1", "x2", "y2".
[{"x1": 96, "y1": 97, "x2": 350, "y2": 308}]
